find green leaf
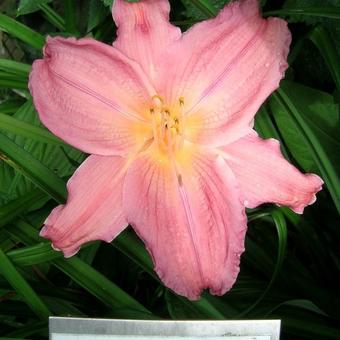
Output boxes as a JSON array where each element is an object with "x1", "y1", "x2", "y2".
[
  {"x1": 0, "y1": 60, "x2": 31, "y2": 77},
  {"x1": 264, "y1": 7, "x2": 340, "y2": 20},
  {"x1": 0, "y1": 248, "x2": 51, "y2": 320},
  {"x1": 17, "y1": 0, "x2": 65, "y2": 30},
  {"x1": 7, "y1": 221, "x2": 155, "y2": 317},
  {"x1": 181, "y1": 0, "x2": 221, "y2": 19},
  {"x1": 39, "y1": 3, "x2": 65, "y2": 31},
  {"x1": 0, "y1": 71, "x2": 27, "y2": 80},
  {"x1": 166, "y1": 291, "x2": 212, "y2": 319},
  {"x1": 237, "y1": 210, "x2": 287, "y2": 317},
  {"x1": 17, "y1": 0, "x2": 52, "y2": 16},
  {"x1": 270, "y1": 81, "x2": 340, "y2": 212},
  {"x1": 0, "y1": 79, "x2": 27, "y2": 90},
  {"x1": 42, "y1": 295, "x2": 85, "y2": 316},
  {"x1": 274, "y1": 305, "x2": 340, "y2": 339},
  {"x1": 7, "y1": 242, "x2": 63, "y2": 266},
  {"x1": 308, "y1": 25, "x2": 340, "y2": 91},
  {"x1": 54, "y1": 257, "x2": 152, "y2": 315},
  {"x1": 17, "y1": 1, "x2": 65, "y2": 30},
  {"x1": 279, "y1": 0, "x2": 340, "y2": 62},
  {"x1": 0, "y1": 189, "x2": 46, "y2": 229},
  {"x1": 0, "y1": 100, "x2": 83, "y2": 204},
  {"x1": 7, "y1": 219, "x2": 46, "y2": 246},
  {"x1": 0, "y1": 99, "x2": 25, "y2": 115},
  {"x1": 87, "y1": 0, "x2": 109, "y2": 32},
  {"x1": 0, "y1": 113, "x2": 65, "y2": 145},
  {"x1": 267, "y1": 299, "x2": 328, "y2": 317},
  {"x1": 100, "y1": 0, "x2": 114, "y2": 7},
  {"x1": 0, "y1": 13, "x2": 45, "y2": 50},
  {"x1": 113, "y1": 229, "x2": 154, "y2": 274},
  {"x1": 3, "y1": 321, "x2": 47, "y2": 338},
  {"x1": 0, "y1": 132, "x2": 67, "y2": 203},
  {"x1": 63, "y1": 0, "x2": 77, "y2": 34}
]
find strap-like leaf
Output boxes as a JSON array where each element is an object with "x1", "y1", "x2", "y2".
[
  {"x1": 0, "y1": 132, "x2": 67, "y2": 203},
  {"x1": 0, "y1": 248, "x2": 51, "y2": 320},
  {"x1": 0, "y1": 13, "x2": 45, "y2": 49},
  {"x1": 0, "y1": 113, "x2": 65, "y2": 145}
]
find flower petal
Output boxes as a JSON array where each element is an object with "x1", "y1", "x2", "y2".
[
  {"x1": 29, "y1": 36, "x2": 155, "y2": 156},
  {"x1": 40, "y1": 155, "x2": 128, "y2": 257},
  {"x1": 112, "y1": 0, "x2": 181, "y2": 81},
  {"x1": 158, "y1": 0, "x2": 291, "y2": 146},
  {"x1": 123, "y1": 147, "x2": 246, "y2": 299},
  {"x1": 222, "y1": 131, "x2": 323, "y2": 213}
]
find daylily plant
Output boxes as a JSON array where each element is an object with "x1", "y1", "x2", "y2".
[{"x1": 29, "y1": 0, "x2": 323, "y2": 300}]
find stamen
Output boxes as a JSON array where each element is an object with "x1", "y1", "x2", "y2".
[
  {"x1": 177, "y1": 174, "x2": 183, "y2": 186},
  {"x1": 152, "y1": 95, "x2": 164, "y2": 108},
  {"x1": 177, "y1": 98, "x2": 185, "y2": 150},
  {"x1": 149, "y1": 96, "x2": 186, "y2": 155}
]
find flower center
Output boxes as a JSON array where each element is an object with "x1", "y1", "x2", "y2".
[{"x1": 150, "y1": 95, "x2": 185, "y2": 156}]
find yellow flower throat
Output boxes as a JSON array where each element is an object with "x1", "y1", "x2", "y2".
[{"x1": 150, "y1": 95, "x2": 185, "y2": 157}]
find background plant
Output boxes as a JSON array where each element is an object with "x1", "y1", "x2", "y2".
[{"x1": 0, "y1": 0, "x2": 339, "y2": 339}]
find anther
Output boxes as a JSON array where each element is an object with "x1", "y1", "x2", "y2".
[
  {"x1": 152, "y1": 95, "x2": 164, "y2": 108},
  {"x1": 177, "y1": 174, "x2": 183, "y2": 186},
  {"x1": 149, "y1": 95, "x2": 185, "y2": 155}
]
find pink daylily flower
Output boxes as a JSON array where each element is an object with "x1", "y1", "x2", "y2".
[{"x1": 29, "y1": 0, "x2": 323, "y2": 300}]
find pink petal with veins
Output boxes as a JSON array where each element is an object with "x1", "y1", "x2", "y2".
[
  {"x1": 123, "y1": 148, "x2": 247, "y2": 299},
  {"x1": 222, "y1": 131, "x2": 323, "y2": 213},
  {"x1": 29, "y1": 36, "x2": 155, "y2": 156},
  {"x1": 40, "y1": 155, "x2": 128, "y2": 257},
  {"x1": 158, "y1": 0, "x2": 291, "y2": 146},
  {"x1": 112, "y1": 0, "x2": 181, "y2": 81}
]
